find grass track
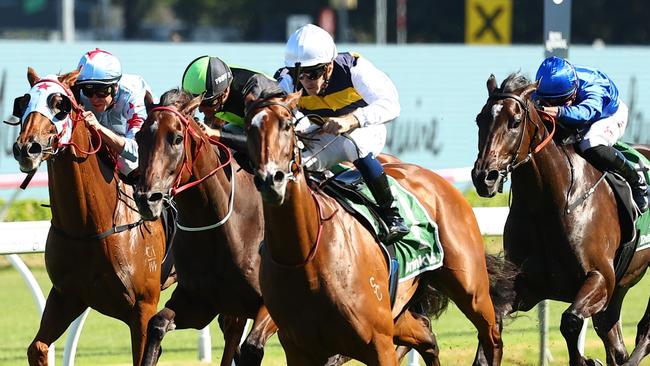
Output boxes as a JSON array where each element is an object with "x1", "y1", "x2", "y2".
[{"x1": 1, "y1": 249, "x2": 650, "y2": 365}]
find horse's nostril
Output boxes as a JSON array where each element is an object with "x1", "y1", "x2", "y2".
[
  {"x1": 148, "y1": 192, "x2": 163, "y2": 203},
  {"x1": 12, "y1": 143, "x2": 21, "y2": 159},
  {"x1": 273, "y1": 171, "x2": 285, "y2": 183},
  {"x1": 486, "y1": 170, "x2": 500, "y2": 182},
  {"x1": 27, "y1": 142, "x2": 42, "y2": 156}
]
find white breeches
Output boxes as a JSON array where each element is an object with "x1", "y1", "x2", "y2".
[{"x1": 577, "y1": 101, "x2": 629, "y2": 152}]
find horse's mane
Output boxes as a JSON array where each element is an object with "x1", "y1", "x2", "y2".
[
  {"x1": 160, "y1": 87, "x2": 192, "y2": 108},
  {"x1": 499, "y1": 72, "x2": 531, "y2": 93}
]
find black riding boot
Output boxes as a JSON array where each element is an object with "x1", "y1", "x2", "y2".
[
  {"x1": 583, "y1": 145, "x2": 649, "y2": 213},
  {"x1": 366, "y1": 172, "x2": 410, "y2": 242}
]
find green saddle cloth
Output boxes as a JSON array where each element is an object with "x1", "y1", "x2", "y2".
[
  {"x1": 329, "y1": 165, "x2": 444, "y2": 281},
  {"x1": 614, "y1": 142, "x2": 650, "y2": 251}
]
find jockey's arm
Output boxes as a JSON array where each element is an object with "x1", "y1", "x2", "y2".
[
  {"x1": 349, "y1": 57, "x2": 400, "y2": 127},
  {"x1": 82, "y1": 110, "x2": 127, "y2": 155}
]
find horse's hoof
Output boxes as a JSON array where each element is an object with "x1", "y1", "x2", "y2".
[{"x1": 586, "y1": 359, "x2": 604, "y2": 366}]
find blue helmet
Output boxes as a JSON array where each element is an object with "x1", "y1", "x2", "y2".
[{"x1": 535, "y1": 57, "x2": 578, "y2": 99}]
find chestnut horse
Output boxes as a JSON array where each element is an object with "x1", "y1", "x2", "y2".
[
  {"x1": 13, "y1": 68, "x2": 166, "y2": 366},
  {"x1": 472, "y1": 73, "x2": 650, "y2": 366},
  {"x1": 244, "y1": 92, "x2": 513, "y2": 365},
  {"x1": 134, "y1": 96, "x2": 277, "y2": 366}
]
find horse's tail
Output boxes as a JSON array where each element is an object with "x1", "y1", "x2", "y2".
[
  {"x1": 485, "y1": 252, "x2": 519, "y2": 319},
  {"x1": 412, "y1": 277, "x2": 450, "y2": 320}
]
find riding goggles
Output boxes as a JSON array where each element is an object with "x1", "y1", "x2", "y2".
[
  {"x1": 81, "y1": 84, "x2": 114, "y2": 98},
  {"x1": 298, "y1": 65, "x2": 328, "y2": 81}
]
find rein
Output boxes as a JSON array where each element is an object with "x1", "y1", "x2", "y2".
[
  {"x1": 149, "y1": 106, "x2": 233, "y2": 196},
  {"x1": 50, "y1": 219, "x2": 144, "y2": 241}
]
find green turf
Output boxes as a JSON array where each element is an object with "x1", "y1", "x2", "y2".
[{"x1": 1, "y1": 252, "x2": 650, "y2": 365}]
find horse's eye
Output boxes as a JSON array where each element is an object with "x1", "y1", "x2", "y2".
[
  {"x1": 168, "y1": 133, "x2": 183, "y2": 145},
  {"x1": 511, "y1": 116, "x2": 522, "y2": 128}
]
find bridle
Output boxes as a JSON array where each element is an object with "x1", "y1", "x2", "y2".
[
  {"x1": 148, "y1": 106, "x2": 232, "y2": 196},
  {"x1": 486, "y1": 91, "x2": 556, "y2": 187}
]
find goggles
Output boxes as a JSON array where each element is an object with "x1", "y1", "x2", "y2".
[
  {"x1": 81, "y1": 84, "x2": 114, "y2": 98},
  {"x1": 298, "y1": 65, "x2": 328, "y2": 81}
]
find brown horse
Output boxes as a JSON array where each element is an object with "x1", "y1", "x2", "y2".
[
  {"x1": 134, "y1": 96, "x2": 277, "y2": 366},
  {"x1": 244, "y1": 92, "x2": 513, "y2": 365},
  {"x1": 13, "y1": 68, "x2": 166, "y2": 366},
  {"x1": 472, "y1": 73, "x2": 650, "y2": 366}
]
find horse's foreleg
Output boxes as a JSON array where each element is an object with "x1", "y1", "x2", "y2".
[
  {"x1": 561, "y1": 270, "x2": 610, "y2": 366},
  {"x1": 592, "y1": 287, "x2": 629, "y2": 365},
  {"x1": 240, "y1": 305, "x2": 278, "y2": 366},
  {"x1": 623, "y1": 296, "x2": 650, "y2": 366},
  {"x1": 28, "y1": 289, "x2": 86, "y2": 366},
  {"x1": 218, "y1": 314, "x2": 246, "y2": 366},
  {"x1": 392, "y1": 310, "x2": 440, "y2": 366},
  {"x1": 141, "y1": 287, "x2": 216, "y2": 366},
  {"x1": 130, "y1": 300, "x2": 159, "y2": 366}
]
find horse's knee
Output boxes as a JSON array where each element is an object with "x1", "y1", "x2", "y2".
[
  {"x1": 27, "y1": 341, "x2": 48, "y2": 366},
  {"x1": 147, "y1": 313, "x2": 175, "y2": 342},
  {"x1": 560, "y1": 310, "x2": 584, "y2": 339}
]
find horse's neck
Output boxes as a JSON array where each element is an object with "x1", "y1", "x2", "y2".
[
  {"x1": 175, "y1": 140, "x2": 234, "y2": 223},
  {"x1": 48, "y1": 123, "x2": 119, "y2": 230},
  {"x1": 262, "y1": 176, "x2": 321, "y2": 266},
  {"x1": 511, "y1": 140, "x2": 588, "y2": 209}
]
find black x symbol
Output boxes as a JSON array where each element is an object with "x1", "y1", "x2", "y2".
[{"x1": 475, "y1": 5, "x2": 503, "y2": 41}]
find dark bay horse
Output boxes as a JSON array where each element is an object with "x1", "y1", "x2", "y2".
[
  {"x1": 472, "y1": 73, "x2": 650, "y2": 366},
  {"x1": 244, "y1": 92, "x2": 513, "y2": 365},
  {"x1": 13, "y1": 68, "x2": 166, "y2": 365},
  {"x1": 134, "y1": 95, "x2": 277, "y2": 366}
]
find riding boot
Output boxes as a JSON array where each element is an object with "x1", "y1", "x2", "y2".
[
  {"x1": 583, "y1": 145, "x2": 649, "y2": 213},
  {"x1": 354, "y1": 154, "x2": 410, "y2": 243}
]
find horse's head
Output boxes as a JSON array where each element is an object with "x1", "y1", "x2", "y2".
[
  {"x1": 245, "y1": 91, "x2": 302, "y2": 205},
  {"x1": 13, "y1": 67, "x2": 80, "y2": 172},
  {"x1": 134, "y1": 92, "x2": 201, "y2": 220},
  {"x1": 472, "y1": 73, "x2": 541, "y2": 197}
]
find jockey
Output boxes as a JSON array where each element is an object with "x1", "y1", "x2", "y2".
[
  {"x1": 75, "y1": 48, "x2": 152, "y2": 183},
  {"x1": 181, "y1": 55, "x2": 285, "y2": 137},
  {"x1": 535, "y1": 56, "x2": 648, "y2": 213},
  {"x1": 277, "y1": 24, "x2": 409, "y2": 243}
]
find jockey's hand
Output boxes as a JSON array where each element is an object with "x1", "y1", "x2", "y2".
[
  {"x1": 198, "y1": 122, "x2": 221, "y2": 139},
  {"x1": 322, "y1": 114, "x2": 360, "y2": 135},
  {"x1": 542, "y1": 106, "x2": 560, "y2": 118},
  {"x1": 82, "y1": 111, "x2": 100, "y2": 130}
]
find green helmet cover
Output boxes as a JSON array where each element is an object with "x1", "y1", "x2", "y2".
[{"x1": 182, "y1": 55, "x2": 233, "y2": 99}]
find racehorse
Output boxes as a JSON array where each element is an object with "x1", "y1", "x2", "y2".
[
  {"x1": 134, "y1": 94, "x2": 277, "y2": 366},
  {"x1": 13, "y1": 68, "x2": 167, "y2": 366},
  {"x1": 472, "y1": 73, "x2": 650, "y2": 366},
  {"x1": 244, "y1": 91, "x2": 514, "y2": 365}
]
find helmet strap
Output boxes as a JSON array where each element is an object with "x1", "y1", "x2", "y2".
[{"x1": 292, "y1": 62, "x2": 302, "y2": 93}]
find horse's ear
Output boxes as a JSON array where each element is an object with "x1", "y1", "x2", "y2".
[
  {"x1": 487, "y1": 74, "x2": 498, "y2": 96},
  {"x1": 27, "y1": 67, "x2": 40, "y2": 87},
  {"x1": 285, "y1": 91, "x2": 301, "y2": 109},
  {"x1": 58, "y1": 69, "x2": 80, "y2": 87},
  {"x1": 144, "y1": 91, "x2": 156, "y2": 113},
  {"x1": 181, "y1": 95, "x2": 202, "y2": 117},
  {"x1": 521, "y1": 81, "x2": 539, "y2": 99}
]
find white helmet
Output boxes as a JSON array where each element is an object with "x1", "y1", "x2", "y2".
[
  {"x1": 77, "y1": 48, "x2": 122, "y2": 85},
  {"x1": 284, "y1": 24, "x2": 337, "y2": 68}
]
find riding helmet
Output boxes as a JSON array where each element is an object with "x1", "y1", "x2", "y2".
[
  {"x1": 535, "y1": 56, "x2": 579, "y2": 99},
  {"x1": 77, "y1": 49, "x2": 122, "y2": 85},
  {"x1": 284, "y1": 24, "x2": 337, "y2": 68},
  {"x1": 182, "y1": 56, "x2": 233, "y2": 99}
]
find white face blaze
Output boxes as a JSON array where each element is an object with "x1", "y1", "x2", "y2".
[
  {"x1": 491, "y1": 104, "x2": 503, "y2": 122},
  {"x1": 251, "y1": 110, "x2": 267, "y2": 129}
]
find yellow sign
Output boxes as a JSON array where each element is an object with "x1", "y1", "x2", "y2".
[{"x1": 465, "y1": 0, "x2": 512, "y2": 44}]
